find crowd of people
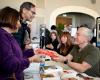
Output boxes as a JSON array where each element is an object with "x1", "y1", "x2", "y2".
[{"x1": 0, "y1": 1, "x2": 100, "y2": 80}]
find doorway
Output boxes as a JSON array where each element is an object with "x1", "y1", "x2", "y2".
[{"x1": 50, "y1": 6, "x2": 99, "y2": 28}]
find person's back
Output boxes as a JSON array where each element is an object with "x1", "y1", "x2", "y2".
[
  {"x1": 0, "y1": 6, "x2": 40, "y2": 80},
  {"x1": 0, "y1": 27, "x2": 26, "y2": 80},
  {"x1": 0, "y1": 6, "x2": 26, "y2": 80}
]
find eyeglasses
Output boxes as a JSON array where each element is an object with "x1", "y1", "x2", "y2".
[{"x1": 30, "y1": 10, "x2": 36, "y2": 15}]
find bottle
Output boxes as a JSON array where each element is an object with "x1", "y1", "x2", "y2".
[{"x1": 40, "y1": 61, "x2": 45, "y2": 74}]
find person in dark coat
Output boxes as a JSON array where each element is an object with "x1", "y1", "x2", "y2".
[
  {"x1": 0, "y1": 7, "x2": 40, "y2": 80},
  {"x1": 12, "y1": 2, "x2": 36, "y2": 50}
]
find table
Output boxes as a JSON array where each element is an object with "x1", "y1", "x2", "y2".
[
  {"x1": 45, "y1": 61, "x2": 100, "y2": 80},
  {"x1": 24, "y1": 61, "x2": 66, "y2": 80},
  {"x1": 24, "y1": 61, "x2": 100, "y2": 80}
]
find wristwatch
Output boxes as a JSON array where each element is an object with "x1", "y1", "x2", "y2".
[{"x1": 64, "y1": 60, "x2": 68, "y2": 64}]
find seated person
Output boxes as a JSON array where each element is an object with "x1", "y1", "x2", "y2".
[
  {"x1": 57, "y1": 32, "x2": 74, "y2": 56},
  {"x1": 46, "y1": 31, "x2": 59, "y2": 52},
  {"x1": 54, "y1": 27, "x2": 100, "y2": 77}
]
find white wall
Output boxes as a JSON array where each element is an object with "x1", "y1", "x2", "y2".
[
  {"x1": 0, "y1": 0, "x2": 100, "y2": 37},
  {"x1": 44, "y1": 0, "x2": 100, "y2": 28}
]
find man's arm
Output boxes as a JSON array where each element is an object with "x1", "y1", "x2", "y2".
[{"x1": 67, "y1": 61, "x2": 92, "y2": 73}]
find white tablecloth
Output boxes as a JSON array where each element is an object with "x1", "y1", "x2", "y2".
[{"x1": 24, "y1": 61, "x2": 100, "y2": 80}]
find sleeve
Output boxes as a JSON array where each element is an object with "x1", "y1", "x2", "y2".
[
  {"x1": 23, "y1": 49, "x2": 35, "y2": 58},
  {"x1": 53, "y1": 41, "x2": 59, "y2": 51},
  {"x1": 0, "y1": 35, "x2": 30, "y2": 74},
  {"x1": 84, "y1": 47, "x2": 100, "y2": 66}
]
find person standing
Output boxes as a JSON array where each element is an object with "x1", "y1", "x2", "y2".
[
  {"x1": 13, "y1": 2, "x2": 36, "y2": 50},
  {"x1": 0, "y1": 7, "x2": 40, "y2": 80}
]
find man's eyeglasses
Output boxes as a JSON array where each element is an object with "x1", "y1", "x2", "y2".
[{"x1": 30, "y1": 10, "x2": 36, "y2": 15}]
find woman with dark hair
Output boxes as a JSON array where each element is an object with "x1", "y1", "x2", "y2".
[
  {"x1": 57, "y1": 32, "x2": 74, "y2": 56},
  {"x1": 0, "y1": 7, "x2": 40, "y2": 80},
  {"x1": 46, "y1": 31, "x2": 59, "y2": 52}
]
